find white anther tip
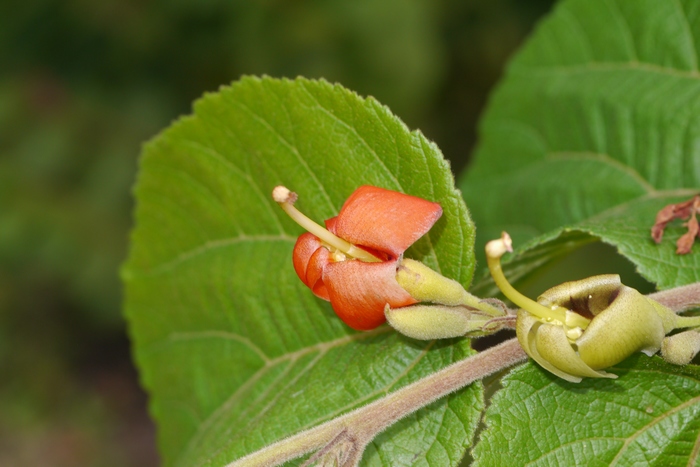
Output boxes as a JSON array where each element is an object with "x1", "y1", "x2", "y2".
[
  {"x1": 501, "y1": 232, "x2": 513, "y2": 252},
  {"x1": 485, "y1": 231, "x2": 513, "y2": 258},
  {"x1": 272, "y1": 186, "x2": 297, "y2": 204}
]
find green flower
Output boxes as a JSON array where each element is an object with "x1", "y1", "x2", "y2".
[
  {"x1": 486, "y1": 232, "x2": 697, "y2": 383},
  {"x1": 516, "y1": 274, "x2": 676, "y2": 382}
]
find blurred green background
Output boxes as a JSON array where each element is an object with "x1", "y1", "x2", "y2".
[{"x1": 1, "y1": 1, "x2": 556, "y2": 465}]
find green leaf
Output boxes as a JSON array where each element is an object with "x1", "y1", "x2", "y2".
[
  {"x1": 474, "y1": 356, "x2": 700, "y2": 466},
  {"x1": 123, "y1": 77, "x2": 479, "y2": 466},
  {"x1": 460, "y1": 0, "x2": 700, "y2": 291}
]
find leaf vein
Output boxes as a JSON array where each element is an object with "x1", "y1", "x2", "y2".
[
  {"x1": 230, "y1": 96, "x2": 336, "y2": 213},
  {"x1": 178, "y1": 328, "x2": 392, "y2": 465},
  {"x1": 518, "y1": 60, "x2": 700, "y2": 80},
  {"x1": 606, "y1": 0, "x2": 639, "y2": 61},
  {"x1": 673, "y1": 0, "x2": 700, "y2": 71},
  {"x1": 297, "y1": 82, "x2": 403, "y2": 190},
  {"x1": 135, "y1": 235, "x2": 295, "y2": 277},
  {"x1": 608, "y1": 393, "x2": 700, "y2": 465},
  {"x1": 546, "y1": 151, "x2": 656, "y2": 194},
  {"x1": 182, "y1": 139, "x2": 287, "y2": 235}
]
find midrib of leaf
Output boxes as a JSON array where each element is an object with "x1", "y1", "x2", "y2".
[
  {"x1": 545, "y1": 151, "x2": 655, "y2": 194},
  {"x1": 514, "y1": 61, "x2": 700, "y2": 80}
]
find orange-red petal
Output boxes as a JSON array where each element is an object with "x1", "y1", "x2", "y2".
[
  {"x1": 323, "y1": 259, "x2": 417, "y2": 330},
  {"x1": 333, "y1": 186, "x2": 442, "y2": 257},
  {"x1": 324, "y1": 216, "x2": 338, "y2": 231},
  {"x1": 292, "y1": 232, "x2": 330, "y2": 300},
  {"x1": 292, "y1": 233, "x2": 321, "y2": 288},
  {"x1": 306, "y1": 247, "x2": 330, "y2": 300}
]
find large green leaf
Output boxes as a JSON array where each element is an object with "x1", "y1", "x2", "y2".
[
  {"x1": 123, "y1": 77, "x2": 479, "y2": 466},
  {"x1": 474, "y1": 356, "x2": 700, "y2": 467},
  {"x1": 460, "y1": 0, "x2": 700, "y2": 291}
]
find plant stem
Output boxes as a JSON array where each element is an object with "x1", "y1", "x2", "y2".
[
  {"x1": 675, "y1": 315, "x2": 700, "y2": 329},
  {"x1": 226, "y1": 338, "x2": 527, "y2": 467},
  {"x1": 461, "y1": 292, "x2": 507, "y2": 317},
  {"x1": 648, "y1": 282, "x2": 700, "y2": 313}
]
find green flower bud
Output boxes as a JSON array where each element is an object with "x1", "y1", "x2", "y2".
[
  {"x1": 396, "y1": 259, "x2": 472, "y2": 307},
  {"x1": 385, "y1": 304, "x2": 502, "y2": 340},
  {"x1": 661, "y1": 330, "x2": 700, "y2": 365},
  {"x1": 396, "y1": 259, "x2": 505, "y2": 317}
]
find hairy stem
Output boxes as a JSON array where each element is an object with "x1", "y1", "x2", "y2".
[
  {"x1": 648, "y1": 282, "x2": 700, "y2": 313},
  {"x1": 226, "y1": 338, "x2": 527, "y2": 467}
]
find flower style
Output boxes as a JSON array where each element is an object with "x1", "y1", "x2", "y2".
[
  {"x1": 486, "y1": 232, "x2": 700, "y2": 382},
  {"x1": 274, "y1": 185, "x2": 443, "y2": 330}
]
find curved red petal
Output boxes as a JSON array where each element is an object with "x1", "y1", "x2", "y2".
[
  {"x1": 324, "y1": 259, "x2": 417, "y2": 330},
  {"x1": 324, "y1": 216, "x2": 338, "y2": 231},
  {"x1": 334, "y1": 186, "x2": 442, "y2": 257},
  {"x1": 293, "y1": 233, "x2": 330, "y2": 301},
  {"x1": 292, "y1": 233, "x2": 322, "y2": 289},
  {"x1": 306, "y1": 247, "x2": 330, "y2": 300}
]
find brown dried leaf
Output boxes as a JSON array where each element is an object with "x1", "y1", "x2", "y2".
[
  {"x1": 676, "y1": 215, "x2": 699, "y2": 255},
  {"x1": 652, "y1": 204, "x2": 678, "y2": 243},
  {"x1": 652, "y1": 195, "x2": 700, "y2": 250}
]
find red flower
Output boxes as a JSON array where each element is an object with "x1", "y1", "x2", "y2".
[{"x1": 292, "y1": 186, "x2": 442, "y2": 330}]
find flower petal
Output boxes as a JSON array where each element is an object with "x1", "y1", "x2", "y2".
[
  {"x1": 306, "y1": 247, "x2": 330, "y2": 300},
  {"x1": 292, "y1": 233, "x2": 320, "y2": 285},
  {"x1": 324, "y1": 216, "x2": 337, "y2": 230},
  {"x1": 534, "y1": 321, "x2": 616, "y2": 380},
  {"x1": 333, "y1": 186, "x2": 442, "y2": 257},
  {"x1": 324, "y1": 259, "x2": 417, "y2": 330},
  {"x1": 292, "y1": 233, "x2": 330, "y2": 300},
  {"x1": 576, "y1": 286, "x2": 666, "y2": 369}
]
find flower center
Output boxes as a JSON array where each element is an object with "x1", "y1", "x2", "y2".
[{"x1": 272, "y1": 186, "x2": 382, "y2": 263}]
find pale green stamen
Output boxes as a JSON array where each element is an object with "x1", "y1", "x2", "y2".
[
  {"x1": 272, "y1": 186, "x2": 381, "y2": 263},
  {"x1": 486, "y1": 232, "x2": 590, "y2": 330}
]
